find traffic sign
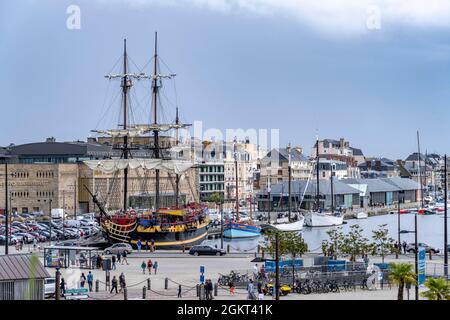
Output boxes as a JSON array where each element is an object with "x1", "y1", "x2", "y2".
[
  {"x1": 65, "y1": 294, "x2": 89, "y2": 300},
  {"x1": 66, "y1": 288, "x2": 88, "y2": 294}
]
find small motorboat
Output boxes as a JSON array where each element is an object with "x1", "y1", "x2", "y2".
[{"x1": 356, "y1": 211, "x2": 368, "y2": 219}]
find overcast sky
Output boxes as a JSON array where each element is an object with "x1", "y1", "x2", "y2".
[{"x1": 2, "y1": 0, "x2": 450, "y2": 159}]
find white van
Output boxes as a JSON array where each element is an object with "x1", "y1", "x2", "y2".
[
  {"x1": 51, "y1": 208, "x2": 67, "y2": 219},
  {"x1": 64, "y1": 219, "x2": 81, "y2": 228}
]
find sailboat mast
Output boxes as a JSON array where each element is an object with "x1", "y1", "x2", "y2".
[
  {"x1": 417, "y1": 131, "x2": 424, "y2": 208},
  {"x1": 152, "y1": 32, "x2": 161, "y2": 211},
  {"x1": 175, "y1": 107, "x2": 180, "y2": 207},
  {"x1": 122, "y1": 38, "x2": 129, "y2": 212},
  {"x1": 288, "y1": 143, "x2": 292, "y2": 222},
  {"x1": 234, "y1": 138, "x2": 239, "y2": 221},
  {"x1": 316, "y1": 137, "x2": 320, "y2": 211}
]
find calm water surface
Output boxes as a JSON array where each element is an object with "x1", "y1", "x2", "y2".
[{"x1": 203, "y1": 213, "x2": 450, "y2": 253}]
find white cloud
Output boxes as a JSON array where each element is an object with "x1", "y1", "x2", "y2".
[{"x1": 107, "y1": 0, "x2": 450, "y2": 35}]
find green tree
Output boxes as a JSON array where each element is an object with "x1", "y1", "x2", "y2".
[
  {"x1": 206, "y1": 193, "x2": 223, "y2": 205},
  {"x1": 421, "y1": 277, "x2": 450, "y2": 300},
  {"x1": 389, "y1": 262, "x2": 417, "y2": 300},
  {"x1": 371, "y1": 224, "x2": 395, "y2": 263},
  {"x1": 340, "y1": 225, "x2": 369, "y2": 262},
  {"x1": 326, "y1": 227, "x2": 344, "y2": 260}
]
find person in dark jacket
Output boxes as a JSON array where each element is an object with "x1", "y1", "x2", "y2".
[
  {"x1": 112, "y1": 254, "x2": 117, "y2": 270},
  {"x1": 110, "y1": 276, "x2": 118, "y2": 293},
  {"x1": 178, "y1": 284, "x2": 182, "y2": 298},
  {"x1": 60, "y1": 278, "x2": 66, "y2": 295}
]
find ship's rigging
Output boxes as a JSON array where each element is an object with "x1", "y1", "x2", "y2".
[{"x1": 88, "y1": 33, "x2": 194, "y2": 212}]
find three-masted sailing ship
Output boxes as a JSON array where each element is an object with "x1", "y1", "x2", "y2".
[{"x1": 85, "y1": 34, "x2": 210, "y2": 249}]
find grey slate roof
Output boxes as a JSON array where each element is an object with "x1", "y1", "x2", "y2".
[
  {"x1": 341, "y1": 178, "x2": 420, "y2": 193},
  {"x1": 0, "y1": 254, "x2": 50, "y2": 281},
  {"x1": 342, "y1": 178, "x2": 399, "y2": 193},
  {"x1": 349, "y1": 147, "x2": 364, "y2": 156},
  {"x1": 262, "y1": 148, "x2": 308, "y2": 163},
  {"x1": 264, "y1": 179, "x2": 360, "y2": 196},
  {"x1": 405, "y1": 152, "x2": 426, "y2": 162},
  {"x1": 9, "y1": 141, "x2": 112, "y2": 157}
]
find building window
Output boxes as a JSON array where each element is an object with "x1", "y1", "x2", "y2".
[{"x1": 22, "y1": 207, "x2": 28, "y2": 214}]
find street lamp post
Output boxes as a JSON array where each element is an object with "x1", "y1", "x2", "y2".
[
  {"x1": 444, "y1": 155, "x2": 448, "y2": 278},
  {"x1": 1, "y1": 156, "x2": 15, "y2": 255},
  {"x1": 220, "y1": 200, "x2": 224, "y2": 250},
  {"x1": 275, "y1": 232, "x2": 280, "y2": 301},
  {"x1": 414, "y1": 206, "x2": 418, "y2": 300}
]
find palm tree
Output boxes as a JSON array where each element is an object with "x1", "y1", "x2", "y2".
[
  {"x1": 421, "y1": 277, "x2": 450, "y2": 300},
  {"x1": 389, "y1": 262, "x2": 417, "y2": 300}
]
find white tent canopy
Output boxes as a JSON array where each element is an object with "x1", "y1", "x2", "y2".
[{"x1": 83, "y1": 159, "x2": 194, "y2": 174}]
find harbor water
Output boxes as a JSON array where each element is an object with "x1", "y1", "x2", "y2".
[{"x1": 202, "y1": 213, "x2": 450, "y2": 253}]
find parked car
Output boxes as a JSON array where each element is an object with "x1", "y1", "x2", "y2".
[
  {"x1": 189, "y1": 245, "x2": 226, "y2": 256},
  {"x1": 406, "y1": 243, "x2": 440, "y2": 254},
  {"x1": 0, "y1": 235, "x2": 19, "y2": 245},
  {"x1": 44, "y1": 278, "x2": 56, "y2": 298},
  {"x1": 103, "y1": 243, "x2": 133, "y2": 255}
]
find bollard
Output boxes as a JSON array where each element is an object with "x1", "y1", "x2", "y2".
[
  {"x1": 95, "y1": 280, "x2": 99, "y2": 292},
  {"x1": 199, "y1": 284, "x2": 205, "y2": 300},
  {"x1": 227, "y1": 244, "x2": 230, "y2": 253},
  {"x1": 124, "y1": 288, "x2": 128, "y2": 300},
  {"x1": 165, "y1": 277, "x2": 169, "y2": 290},
  {"x1": 214, "y1": 283, "x2": 218, "y2": 297},
  {"x1": 142, "y1": 286, "x2": 146, "y2": 299},
  {"x1": 196, "y1": 284, "x2": 200, "y2": 297},
  {"x1": 147, "y1": 278, "x2": 151, "y2": 290}
]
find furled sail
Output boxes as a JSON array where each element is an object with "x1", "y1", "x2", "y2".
[{"x1": 84, "y1": 159, "x2": 194, "y2": 174}]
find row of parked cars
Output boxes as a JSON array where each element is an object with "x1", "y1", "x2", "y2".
[{"x1": 0, "y1": 213, "x2": 101, "y2": 246}]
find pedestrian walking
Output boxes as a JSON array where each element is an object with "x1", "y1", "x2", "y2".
[
  {"x1": 60, "y1": 278, "x2": 66, "y2": 295},
  {"x1": 137, "y1": 239, "x2": 142, "y2": 252},
  {"x1": 141, "y1": 261, "x2": 146, "y2": 274},
  {"x1": 116, "y1": 252, "x2": 121, "y2": 264},
  {"x1": 80, "y1": 273, "x2": 86, "y2": 288},
  {"x1": 257, "y1": 282, "x2": 264, "y2": 300},
  {"x1": 205, "y1": 279, "x2": 213, "y2": 300},
  {"x1": 87, "y1": 271, "x2": 94, "y2": 292},
  {"x1": 153, "y1": 261, "x2": 158, "y2": 274},
  {"x1": 253, "y1": 264, "x2": 259, "y2": 280},
  {"x1": 112, "y1": 254, "x2": 117, "y2": 270},
  {"x1": 147, "y1": 259, "x2": 153, "y2": 274},
  {"x1": 119, "y1": 273, "x2": 126, "y2": 293},
  {"x1": 111, "y1": 276, "x2": 118, "y2": 293},
  {"x1": 178, "y1": 284, "x2": 182, "y2": 298},
  {"x1": 151, "y1": 241, "x2": 155, "y2": 252},
  {"x1": 228, "y1": 280, "x2": 235, "y2": 295},
  {"x1": 247, "y1": 279, "x2": 255, "y2": 300},
  {"x1": 145, "y1": 240, "x2": 150, "y2": 252},
  {"x1": 402, "y1": 241, "x2": 407, "y2": 254},
  {"x1": 122, "y1": 250, "x2": 129, "y2": 265},
  {"x1": 33, "y1": 238, "x2": 37, "y2": 251}
]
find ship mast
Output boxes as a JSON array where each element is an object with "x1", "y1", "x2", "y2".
[
  {"x1": 122, "y1": 39, "x2": 130, "y2": 212},
  {"x1": 175, "y1": 107, "x2": 180, "y2": 207},
  {"x1": 234, "y1": 137, "x2": 239, "y2": 221},
  {"x1": 316, "y1": 136, "x2": 320, "y2": 211},
  {"x1": 151, "y1": 32, "x2": 161, "y2": 212}
]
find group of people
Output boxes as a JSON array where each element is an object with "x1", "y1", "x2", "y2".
[
  {"x1": 140, "y1": 259, "x2": 158, "y2": 274},
  {"x1": 204, "y1": 279, "x2": 214, "y2": 300},
  {"x1": 247, "y1": 279, "x2": 265, "y2": 300},
  {"x1": 79, "y1": 271, "x2": 95, "y2": 291},
  {"x1": 394, "y1": 241, "x2": 409, "y2": 254},
  {"x1": 252, "y1": 264, "x2": 267, "y2": 281},
  {"x1": 110, "y1": 273, "x2": 127, "y2": 293},
  {"x1": 136, "y1": 239, "x2": 156, "y2": 253},
  {"x1": 111, "y1": 250, "x2": 129, "y2": 270}
]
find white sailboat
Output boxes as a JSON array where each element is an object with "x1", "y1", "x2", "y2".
[
  {"x1": 268, "y1": 144, "x2": 305, "y2": 232},
  {"x1": 305, "y1": 137, "x2": 344, "y2": 227},
  {"x1": 304, "y1": 212, "x2": 343, "y2": 227}
]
